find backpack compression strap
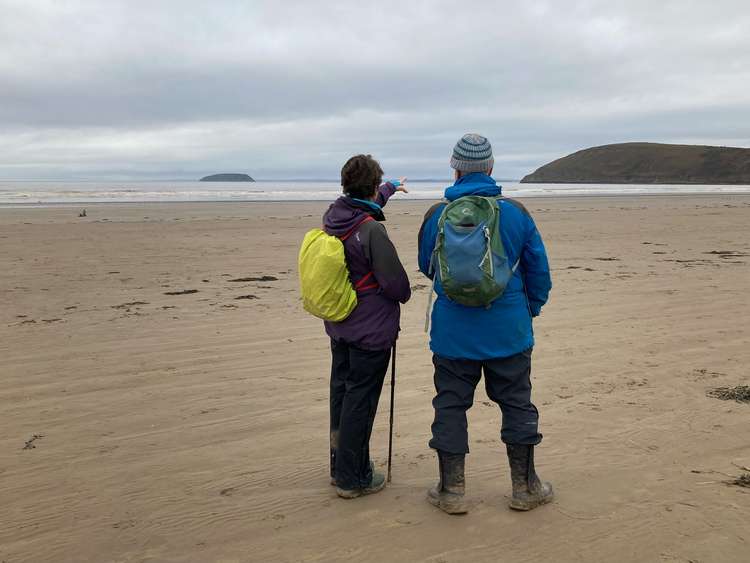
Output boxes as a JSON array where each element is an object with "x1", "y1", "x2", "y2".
[{"x1": 354, "y1": 271, "x2": 378, "y2": 291}]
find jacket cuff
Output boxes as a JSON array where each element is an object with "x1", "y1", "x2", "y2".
[
  {"x1": 529, "y1": 301, "x2": 543, "y2": 317},
  {"x1": 381, "y1": 182, "x2": 397, "y2": 199}
]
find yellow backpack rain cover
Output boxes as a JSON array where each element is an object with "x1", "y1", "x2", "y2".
[{"x1": 298, "y1": 228, "x2": 357, "y2": 322}]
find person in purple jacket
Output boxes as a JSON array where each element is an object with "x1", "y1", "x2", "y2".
[{"x1": 323, "y1": 154, "x2": 411, "y2": 498}]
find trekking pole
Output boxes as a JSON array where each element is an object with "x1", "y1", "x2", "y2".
[{"x1": 387, "y1": 342, "x2": 396, "y2": 483}]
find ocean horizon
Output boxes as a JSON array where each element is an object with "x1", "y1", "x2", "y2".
[{"x1": 2, "y1": 179, "x2": 750, "y2": 207}]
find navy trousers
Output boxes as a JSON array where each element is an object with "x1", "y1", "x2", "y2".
[
  {"x1": 329, "y1": 339, "x2": 390, "y2": 490},
  {"x1": 429, "y1": 348, "x2": 542, "y2": 454}
]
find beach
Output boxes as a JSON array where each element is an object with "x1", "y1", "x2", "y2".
[{"x1": 1, "y1": 195, "x2": 749, "y2": 562}]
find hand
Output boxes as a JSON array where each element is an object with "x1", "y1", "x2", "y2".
[{"x1": 395, "y1": 177, "x2": 408, "y2": 193}]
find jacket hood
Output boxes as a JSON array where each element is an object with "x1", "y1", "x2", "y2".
[
  {"x1": 323, "y1": 196, "x2": 385, "y2": 237},
  {"x1": 444, "y1": 172, "x2": 502, "y2": 201}
]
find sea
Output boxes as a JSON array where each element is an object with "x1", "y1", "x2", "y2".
[{"x1": 1, "y1": 180, "x2": 750, "y2": 207}]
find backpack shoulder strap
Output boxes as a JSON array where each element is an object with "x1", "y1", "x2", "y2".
[
  {"x1": 492, "y1": 196, "x2": 524, "y2": 272},
  {"x1": 338, "y1": 215, "x2": 380, "y2": 293},
  {"x1": 339, "y1": 215, "x2": 374, "y2": 241},
  {"x1": 423, "y1": 200, "x2": 446, "y2": 224},
  {"x1": 496, "y1": 195, "x2": 532, "y2": 217}
]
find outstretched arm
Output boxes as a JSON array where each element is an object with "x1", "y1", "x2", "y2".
[{"x1": 374, "y1": 178, "x2": 408, "y2": 207}]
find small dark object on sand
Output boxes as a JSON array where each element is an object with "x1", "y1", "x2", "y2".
[
  {"x1": 164, "y1": 289, "x2": 199, "y2": 296},
  {"x1": 729, "y1": 473, "x2": 750, "y2": 488},
  {"x1": 79, "y1": 209, "x2": 87, "y2": 217},
  {"x1": 112, "y1": 301, "x2": 149, "y2": 309},
  {"x1": 229, "y1": 276, "x2": 278, "y2": 282},
  {"x1": 235, "y1": 294, "x2": 259, "y2": 300},
  {"x1": 704, "y1": 250, "x2": 750, "y2": 257},
  {"x1": 707, "y1": 385, "x2": 750, "y2": 403},
  {"x1": 23, "y1": 434, "x2": 44, "y2": 450}
]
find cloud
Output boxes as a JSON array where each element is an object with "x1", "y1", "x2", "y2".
[{"x1": 1, "y1": 0, "x2": 749, "y2": 179}]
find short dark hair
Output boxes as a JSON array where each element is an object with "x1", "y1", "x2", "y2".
[{"x1": 341, "y1": 154, "x2": 383, "y2": 199}]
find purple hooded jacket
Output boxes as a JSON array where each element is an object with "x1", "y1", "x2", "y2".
[{"x1": 322, "y1": 183, "x2": 411, "y2": 350}]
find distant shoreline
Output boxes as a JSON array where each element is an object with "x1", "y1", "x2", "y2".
[{"x1": 3, "y1": 191, "x2": 750, "y2": 209}]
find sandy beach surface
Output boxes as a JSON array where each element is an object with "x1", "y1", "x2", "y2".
[{"x1": 2, "y1": 195, "x2": 749, "y2": 563}]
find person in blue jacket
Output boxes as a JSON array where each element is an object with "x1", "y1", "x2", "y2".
[{"x1": 417, "y1": 133, "x2": 553, "y2": 514}]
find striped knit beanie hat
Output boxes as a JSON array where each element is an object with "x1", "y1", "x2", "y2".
[{"x1": 450, "y1": 133, "x2": 494, "y2": 173}]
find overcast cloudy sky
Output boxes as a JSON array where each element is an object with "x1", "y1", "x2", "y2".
[{"x1": 1, "y1": 1, "x2": 749, "y2": 180}]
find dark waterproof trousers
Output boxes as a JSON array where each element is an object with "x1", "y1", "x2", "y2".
[
  {"x1": 429, "y1": 348, "x2": 542, "y2": 454},
  {"x1": 330, "y1": 339, "x2": 390, "y2": 490}
]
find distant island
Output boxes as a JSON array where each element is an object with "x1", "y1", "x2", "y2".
[
  {"x1": 521, "y1": 142, "x2": 750, "y2": 184},
  {"x1": 200, "y1": 173, "x2": 255, "y2": 182}
]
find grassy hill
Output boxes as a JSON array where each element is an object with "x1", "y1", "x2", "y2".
[{"x1": 521, "y1": 142, "x2": 750, "y2": 184}]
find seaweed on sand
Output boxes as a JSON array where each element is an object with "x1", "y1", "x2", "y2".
[{"x1": 707, "y1": 386, "x2": 750, "y2": 403}]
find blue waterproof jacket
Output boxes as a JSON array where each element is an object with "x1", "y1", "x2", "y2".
[{"x1": 417, "y1": 173, "x2": 551, "y2": 360}]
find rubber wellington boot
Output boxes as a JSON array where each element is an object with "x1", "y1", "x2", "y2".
[
  {"x1": 427, "y1": 451, "x2": 469, "y2": 515},
  {"x1": 506, "y1": 444, "x2": 554, "y2": 511},
  {"x1": 336, "y1": 468, "x2": 386, "y2": 499}
]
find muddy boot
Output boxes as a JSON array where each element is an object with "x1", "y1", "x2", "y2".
[
  {"x1": 336, "y1": 468, "x2": 386, "y2": 499},
  {"x1": 427, "y1": 451, "x2": 469, "y2": 515},
  {"x1": 506, "y1": 444, "x2": 554, "y2": 511}
]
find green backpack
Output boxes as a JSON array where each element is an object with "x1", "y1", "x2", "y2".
[{"x1": 429, "y1": 196, "x2": 518, "y2": 308}]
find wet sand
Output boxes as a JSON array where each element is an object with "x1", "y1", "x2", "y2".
[{"x1": 1, "y1": 196, "x2": 749, "y2": 562}]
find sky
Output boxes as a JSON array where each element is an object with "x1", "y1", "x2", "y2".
[{"x1": 1, "y1": 0, "x2": 749, "y2": 180}]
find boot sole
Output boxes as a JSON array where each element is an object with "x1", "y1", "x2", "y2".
[
  {"x1": 509, "y1": 491, "x2": 555, "y2": 511},
  {"x1": 336, "y1": 479, "x2": 386, "y2": 499},
  {"x1": 427, "y1": 491, "x2": 469, "y2": 515}
]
